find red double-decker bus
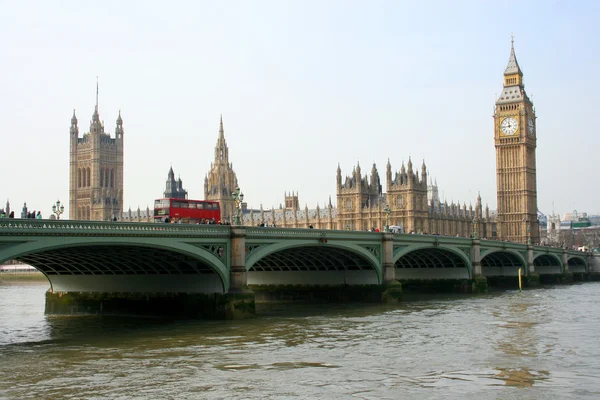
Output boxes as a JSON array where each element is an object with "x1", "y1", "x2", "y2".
[{"x1": 154, "y1": 198, "x2": 221, "y2": 224}]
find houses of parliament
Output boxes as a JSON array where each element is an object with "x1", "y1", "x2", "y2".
[{"x1": 68, "y1": 40, "x2": 539, "y2": 244}]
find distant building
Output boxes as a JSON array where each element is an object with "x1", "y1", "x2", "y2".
[
  {"x1": 69, "y1": 82, "x2": 124, "y2": 220},
  {"x1": 204, "y1": 116, "x2": 239, "y2": 223},
  {"x1": 163, "y1": 167, "x2": 188, "y2": 199},
  {"x1": 335, "y1": 160, "x2": 491, "y2": 236},
  {"x1": 494, "y1": 39, "x2": 538, "y2": 243}
]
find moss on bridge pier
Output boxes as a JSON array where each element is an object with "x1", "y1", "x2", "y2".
[
  {"x1": 45, "y1": 290, "x2": 256, "y2": 320},
  {"x1": 249, "y1": 283, "x2": 403, "y2": 304}
]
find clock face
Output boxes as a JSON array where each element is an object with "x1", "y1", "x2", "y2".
[
  {"x1": 500, "y1": 117, "x2": 518, "y2": 135},
  {"x1": 528, "y1": 118, "x2": 535, "y2": 137}
]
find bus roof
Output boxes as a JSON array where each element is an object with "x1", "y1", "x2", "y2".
[{"x1": 155, "y1": 198, "x2": 219, "y2": 204}]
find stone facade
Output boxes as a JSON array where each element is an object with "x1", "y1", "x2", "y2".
[
  {"x1": 204, "y1": 116, "x2": 239, "y2": 224},
  {"x1": 69, "y1": 85, "x2": 124, "y2": 221},
  {"x1": 494, "y1": 39, "x2": 539, "y2": 243},
  {"x1": 242, "y1": 199, "x2": 337, "y2": 229},
  {"x1": 335, "y1": 160, "x2": 494, "y2": 236}
]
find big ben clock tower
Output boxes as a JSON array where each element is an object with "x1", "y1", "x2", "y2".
[{"x1": 494, "y1": 39, "x2": 539, "y2": 244}]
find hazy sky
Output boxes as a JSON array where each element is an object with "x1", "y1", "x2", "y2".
[{"x1": 2, "y1": 1, "x2": 599, "y2": 218}]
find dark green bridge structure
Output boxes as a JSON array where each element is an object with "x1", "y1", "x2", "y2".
[{"x1": 0, "y1": 220, "x2": 595, "y2": 318}]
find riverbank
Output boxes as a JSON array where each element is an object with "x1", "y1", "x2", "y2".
[{"x1": 0, "y1": 272, "x2": 47, "y2": 282}]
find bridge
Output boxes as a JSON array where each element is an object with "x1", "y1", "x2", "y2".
[{"x1": 0, "y1": 219, "x2": 595, "y2": 318}]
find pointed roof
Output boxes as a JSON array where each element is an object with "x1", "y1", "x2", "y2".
[
  {"x1": 504, "y1": 37, "x2": 522, "y2": 76},
  {"x1": 219, "y1": 114, "x2": 224, "y2": 139},
  {"x1": 71, "y1": 109, "x2": 78, "y2": 125},
  {"x1": 93, "y1": 77, "x2": 100, "y2": 120}
]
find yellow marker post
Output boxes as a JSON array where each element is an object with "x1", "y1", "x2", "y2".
[{"x1": 517, "y1": 268, "x2": 522, "y2": 292}]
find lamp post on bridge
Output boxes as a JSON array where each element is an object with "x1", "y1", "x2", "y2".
[
  {"x1": 52, "y1": 199, "x2": 64, "y2": 220},
  {"x1": 345, "y1": 222, "x2": 351, "y2": 231},
  {"x1": 472, "y1": 218, "x2": 478, "y2": 239},
  {"x1": 232, "y1": 187, "x2": 244, "y2": 225},
  {"x1": 384, "y1": 204, "x2": 391, "y2": 232}
]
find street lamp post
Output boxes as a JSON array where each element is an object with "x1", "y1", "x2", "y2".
[
  {"x1": 384, "y1": 205, "x2": 391, "y2": 232},
  {"x1": 345, "y1": 222, "x2": 351, "y2": 231},
  {"x1": 527, "y1": 221, "x2": 532, "y2": 245},
  {"x1": 472, "y1": 218, "x2": 478, "y2": 239},
  {"x1": 231, "y1": 187, "x2": 244, "y2": 225},
  {"x1": 52, "y1": 199, "x2": 64, "y2": 220}
]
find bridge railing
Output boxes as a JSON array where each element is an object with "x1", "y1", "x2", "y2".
[{"x1": 0, "y1": 219, "x2": 231, "y2": 237}]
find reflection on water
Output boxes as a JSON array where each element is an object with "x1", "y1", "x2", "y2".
[
  {"x1": 493, "y1": 367, "x2": 549, "y2": 388},
  {"x1": 2, "y1": 282, "x2": 600, "y2": 399}
]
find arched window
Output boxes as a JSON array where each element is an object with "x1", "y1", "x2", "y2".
[
  {"x1": 87, "y1": 168, "x2": 91, "y2": 187},
  {"x1": 110, "y1": 169, "x2": 114, "y2": 188},
  {"x1": 100, "y1": 168, "x2": 104, "y2": 187}
]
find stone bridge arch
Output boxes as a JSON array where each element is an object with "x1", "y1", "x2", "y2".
[
  {"x1": 245, "y1": 240, "x2": 382, "y2": 285},
  {"x1": 393, "y1": 244, "x2": 472, "y2": 280},
  {"x1": 480, "y1": 249, "x2": 528, "y2": 277},
  {"x1": 0, "y1": 237, "x2": 229, "y2": 293},
  {"x1": 568, "y1": 255, "x2": 588, "y2": 274},
  {"x1": 533, "y1": 253, "x2": 563, "y2": 275}
]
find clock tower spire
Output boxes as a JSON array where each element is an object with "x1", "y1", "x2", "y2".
[{"x1": 494, "y1": 38, "x2": 538, "y2": 244}]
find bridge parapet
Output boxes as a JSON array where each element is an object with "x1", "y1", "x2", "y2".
[
  {"x1": 0, "y1": 219, "x2": 231, "y2": 238},
  {"x1": 245, "y1": 227, "x2": 380, "y2": 240}
]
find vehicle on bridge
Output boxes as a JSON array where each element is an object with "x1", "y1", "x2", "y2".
[{"x1": 153, "y1": 198, "x2": 221, "y2": 223}]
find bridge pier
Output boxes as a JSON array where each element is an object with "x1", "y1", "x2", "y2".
[
  {"x1": 526, "y1": 244, "x2": 540, "y2": 286},
  {"x1": 382, "y1": 232, "x2": 402, "y2": 302},
  {"x1": 226, "y1": 228, "x2": 256, "y2": 317},
  {"x1": 589, "y1": 254, "x2": 600, "y2": 281},
  {"x1": 44, "y1": 290, "x2": 254, "y2": 319},
  {"x1": 471, "y1": 239, "x2": 487, "y2": 293},
  {"x1": 559, "y1": 247, "x2": 574, "y2": 283}
]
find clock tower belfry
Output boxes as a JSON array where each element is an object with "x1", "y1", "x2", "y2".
[{"x1": 494, "y1": 39, "x2": 539, "y2": 244}]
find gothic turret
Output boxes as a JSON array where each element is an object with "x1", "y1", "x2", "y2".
[
  {"x1": 205, "y1": 115, "x2": 239, "y2": 223},
  {"x1": 214, "y1": 115, "x2": 229, "y2": 165},
  {"x1": 163, "y1": 166, "x2": 187, "y2": 199},
  {"x1": 70, "y1": 110, "x2": 78, "y2": 137},
  {"x1": 115, "y1": 111, "x2": 124, "y2": 139}
]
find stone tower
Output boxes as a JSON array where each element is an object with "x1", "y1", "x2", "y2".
[
  {"x1": 386, "y1": 158, "x2": 429, "y2": 233},
  {"x1": 163, "y1": 166, "x2": 188, "y2": 199},
  {"x1": 336, "y1": 162, "x2": 383, "y2": 230},
  {"x1": 284, "y1": 191, "x2": 300, "y2": 210},
  {"x1": 204, "y1": 116, "x2": 238, "y2": 223},
  {"x1": 494, "y1": 39, "x2": 538, "y2": 243},
  {"x1": 69, "y1": 82, "x2": 124, "y2": 220}
]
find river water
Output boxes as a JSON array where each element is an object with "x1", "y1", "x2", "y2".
[{"x1": 1, "y1": 280, "x2": 600, "y2": 399}]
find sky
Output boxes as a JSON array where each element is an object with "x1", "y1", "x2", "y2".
[{"x1": 1, "y1": 0, "x2": 599, "y2": 218}]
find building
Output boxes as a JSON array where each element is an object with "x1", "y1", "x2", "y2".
[
  {"x1": 163, "y1": 166, "x2": 188, "y2": 199},
  {"x1": 494, "y1": 39, "x2": 539, "y2": 243},
  {"x1": 335, "y1": 160, "x2": 487, "y2": 236},
  {"x1": 69, "y1": 84, "x2": 124, "y2": 220},
  {"x1": 204, "y1": 116, "x2": 239, "y2": 223},
  {"x1": 242, "y1": 194, "x2": 337, "y2": 229}
]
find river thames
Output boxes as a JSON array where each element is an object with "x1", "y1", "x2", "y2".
[{"x1": 1, "y1": 279, "x2": 600, "y2": 399}]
